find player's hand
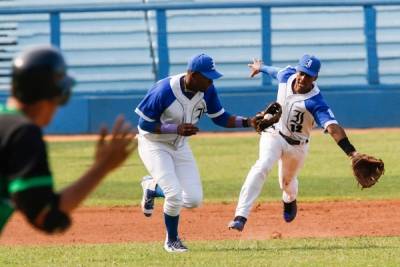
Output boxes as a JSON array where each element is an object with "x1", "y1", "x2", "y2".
[
  {"x1": 177, "y1": 123, "x2": 200, "y2": 136},
  {"x1": 248, "y1": 58, "x2": 264, "y2": 78},
  {"x1": 94, "y1": 115, "x2": 137, "y2": 173},
  {"x1": 247, "y1": 116, "x2": 262, "y2": 129}
]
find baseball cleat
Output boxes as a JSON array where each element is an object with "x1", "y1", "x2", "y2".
[
  {"x1": 164, "y1": 236, "x2": 189, "y2": 252},
  {"x1": 228, "y1": 220, "x2": 244, "y2": 232},
  {"x1": 228, "y1": 216, "x2": 247, "y2": 232},
  {"x1": 141, "y1": 176, "x2": 155, "y2": 217},
  {"x1": 283, "y1": 199, "x2": 297, "y2": 223}
]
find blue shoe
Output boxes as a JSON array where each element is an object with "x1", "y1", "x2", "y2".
[
  {"x1": 228, "y1": 216, "x2": 247, "y2": 232},
  {"x1": 228, "y1": 221, "x2": 244, "y2": 232},
  {"x1": 141, "y1": 176, "x2": 155, "y2": 217},
  {"x1": 164, "y1": 236, "x2": 189, "y2": 252},
  {"x1": 283, "y1": 200, "x2": 297, "y2": 223}
]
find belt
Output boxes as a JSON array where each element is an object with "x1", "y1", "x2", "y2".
[{"x1": 279, "y1": 131, "x2": 309, "y2": 146}]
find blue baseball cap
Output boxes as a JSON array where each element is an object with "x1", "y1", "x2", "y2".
[
  {"x1": 187, "y1": 53, "x2": 223, "y2": 80},
  {"x1": 296, "y1": 55, "x2": 321, "y2": 77}
]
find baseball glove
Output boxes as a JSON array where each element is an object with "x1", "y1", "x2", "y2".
[
  {"x1": 350, "y1": 153, "x2": 385, "y2": 189},
  {"x1": 255, "y1": 101, "x2": 282, "y2": 134}
]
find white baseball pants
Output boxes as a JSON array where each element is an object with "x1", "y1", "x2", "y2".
[
  {"x1": 138, "y1": 136, "x2": 203, "y2": 216},
  {"x1": 235, "y1": 129, "x2": 309, "y2": 219}
]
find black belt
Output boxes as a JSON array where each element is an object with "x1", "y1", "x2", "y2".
[{"x1": 279, "y1": 131, "x2": 309, "y2": 146}]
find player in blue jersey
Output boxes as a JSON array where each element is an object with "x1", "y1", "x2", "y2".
[
  {"x1": 228, "y1": 55, "x2": 359, "y2": 232},
  {"x1": 135, "y1": 53, "x2": 260, "y2": 252}
]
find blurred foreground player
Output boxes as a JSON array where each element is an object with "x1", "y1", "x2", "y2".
[{"x1": 0, "y1": 45, "x2": 137, "y2": 235}]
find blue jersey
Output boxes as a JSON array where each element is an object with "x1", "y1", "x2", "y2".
[
  {"x1": 135, "y1": 73, "x2": 225, "y2": 148},
  {"x1": 273, "y1": 66, "x2": 338, "y2": 141}
]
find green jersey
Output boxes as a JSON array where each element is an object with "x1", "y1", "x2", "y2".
[{"x1": 0, "y1": 105, "x2": 53, "y2": 234}]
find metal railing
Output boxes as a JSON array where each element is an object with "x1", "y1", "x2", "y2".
[{"x1": 1, "y1": 1, "x2": 400, "y2": 86}]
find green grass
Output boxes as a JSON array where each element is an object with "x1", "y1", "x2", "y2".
[
  {"x1": 48, "y1": 131, "x2": 399, "y2": 206},
  {"x1": 2, "y1": 130, "x2": 398, "y2": 266},
  {"x1": 1, "y1": 237, "x2": 400, "y2": 266}
]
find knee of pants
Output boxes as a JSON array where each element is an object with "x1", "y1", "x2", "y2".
[
  {"x1": 183, "y1": 195, "x2": 202, "y2": 210},
  {"x1": 164, "y1": 191, "x2": 183, "y2": 216},
  {"x1": 257, "y1": 158, "x2": 273, "y2": 175},
  {"x1": 247, "y1": 161, "x2": 271, "y2": 185}
]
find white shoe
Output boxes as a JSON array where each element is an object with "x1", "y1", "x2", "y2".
[{"x1": 164, "y1": 236, "x2": 189, "y2": 252}]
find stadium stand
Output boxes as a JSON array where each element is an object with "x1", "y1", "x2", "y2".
[
  {"x1": 1, "y1": 1, "x2": 400, "y2": 93},
  {"x1": 0, "y1": 1, "x2": 399, "y2": 133}
]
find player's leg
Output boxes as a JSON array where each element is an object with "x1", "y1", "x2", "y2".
[
  {"x1": 148, "y1": 147, "x2": 191, "y2": 252},
  {"x1": 159, "y1": 174, "x2": 188, "y2": 253},
  {"x1": 137, "y1": 137, "x2": 170, "y2": 217},
  {"x1": 140, "y1": 175, "x2": 161, "y2": 217},
  {"x1": 278, "y1": 146, "x2": 308, "y2": 222},
  {"x1": 174, "y1": 144, "x2": 202, "y2": 210},
  {"x1": 160, "y1": 143, "x2": 201, "y2": 252},
  {"x1": 228, "y1": 131, "x2": 283, "y2": 231},
  {"x1": 137, "y1": 138, "x2": 187, "y2": 252}
]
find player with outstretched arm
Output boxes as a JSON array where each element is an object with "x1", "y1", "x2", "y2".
[{"x1": 228, "y1": 55, "x2": 383, "y2": 232}]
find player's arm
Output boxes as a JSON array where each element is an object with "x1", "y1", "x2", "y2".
[
  {"x1": 326, "y1": 123, "x2": 347, "y2": 142},
  {"x1": 136, "y1": 82, "x2": 199, "y2": 136},
  {"x1": 310, "y1": 97, "x2": 357, "y2": 158},
  {"x1": 211, "y1": 112, "x2": 258, "y2": 129},
  {"x1": 206, "y1": 87, "x2": 258, "y2": 129},
  {"x1": 248, "y1": 58, "x2": 282, "y2": 79},
  {"x1": 11, "y1": 116, "x2": 136, "y2": 234},
  {"x1": 58, "y1": 115, "x2": 136, "y2": 212},
  {"x1": 326, "y1": 124, "x2": 357, "y2": 157},
  {"x1": 315, "y1": 111, "x2": 357, "y2": 157},
  {"x1": 138, "y1": 117, "x2": 199, "y2": 136},
  {"x1": 12, "y1": 187, "x2": 71, "y2": 233}
]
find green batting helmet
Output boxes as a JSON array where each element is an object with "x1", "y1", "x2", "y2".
[{"x1": 11, "y1": 45, "x2": 75, "y2": 105}]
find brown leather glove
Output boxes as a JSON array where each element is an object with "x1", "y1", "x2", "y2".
[{"x1": 349, "y1": 152, "x2": 385, "y2": 189}]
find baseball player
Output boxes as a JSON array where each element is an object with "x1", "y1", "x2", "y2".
[
  {"x1": 228, "y1": 55, "x2": 359, "y2": 231},
  {"x1": 0, "y1": 45, "x2": 137, "y2": 235},
  {"x1": 135, "y1": 53, "x2": 260, "y2": 252}
]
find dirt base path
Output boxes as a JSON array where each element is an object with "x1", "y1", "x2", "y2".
[{"x1": 1, "y1": 200, "x2": 399, "y2": 245}]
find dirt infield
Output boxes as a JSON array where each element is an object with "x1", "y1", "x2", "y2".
[
  {"x1": 2, "y1": 200, "x2": 400, "y2": 245},
  {"x1": 1, "y1": 129, "x2": 399, "y2": 246}
]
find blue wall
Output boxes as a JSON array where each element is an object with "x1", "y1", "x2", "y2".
[
  {"x1": 1, "y1": 1, "x2": 400, "y2": 133},
  {"x1": 39, "y1": 86, "x2": 400, "y2": 134}
]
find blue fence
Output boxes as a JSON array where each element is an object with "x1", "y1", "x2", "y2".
[{"x1": 0, "y1": 1, "x2": 400, "y2": 133}]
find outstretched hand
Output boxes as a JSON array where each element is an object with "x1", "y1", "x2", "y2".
[
  {"x1": 95, "y1": 115, "x2": 138, "y2": 173},
  {"x1": 248, "y1": 58, "x2": 264, "y2": 78},
  {"x1": 57, "y1": 115, "x2": 137, "y2": 214}
]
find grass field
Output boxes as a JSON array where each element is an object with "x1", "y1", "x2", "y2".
[
  {"x1": 49, "y1": 130, "x2": 400, "y2": 205},
  {"x1": 1, "y1": 130, "x2": 399, "y2": 266},
  {"x1": 2, "y1": 237, "x2": 400, "y2": 266}
]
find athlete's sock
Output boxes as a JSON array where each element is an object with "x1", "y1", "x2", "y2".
[
  {"x1": 155, "y1": 184, "x2": 165, "y2": 198},
  {"x1": 164, "y1": 213, "x2": 179, "y2": 242}
]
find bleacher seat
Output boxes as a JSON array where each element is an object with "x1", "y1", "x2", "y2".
[{"x1": 0, "y1": 1, "x2": 400, "y2": 95}]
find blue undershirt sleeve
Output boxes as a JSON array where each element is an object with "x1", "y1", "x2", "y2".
[
  {"x1": 138, "y1": 117, "x2": 158, "y2": 132},
  {"x1": 258, "y1": 65, "x2": 282, "y2": 79},
  {"x1": 211, "y1": 111, "x2": 231, "y2": 127}
]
